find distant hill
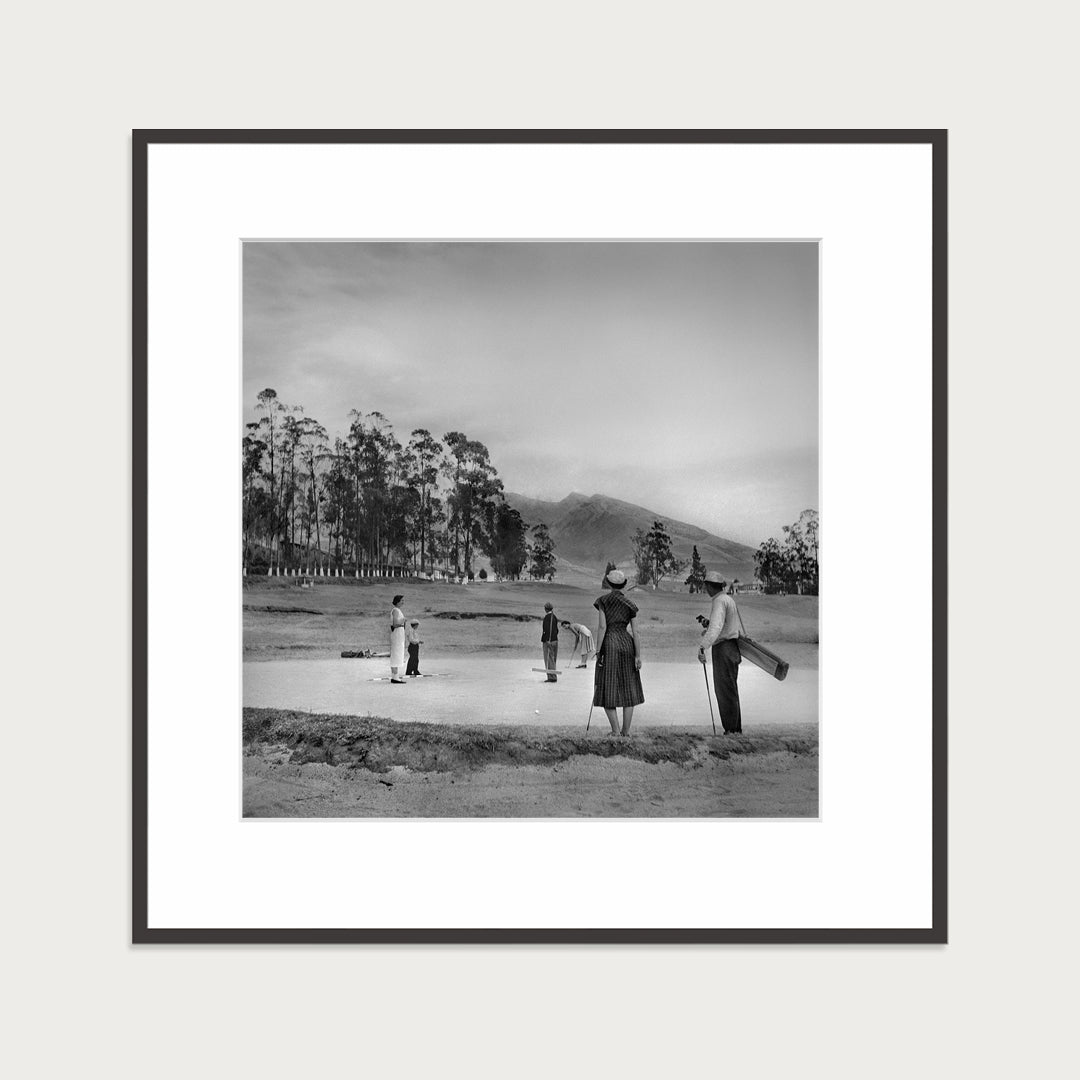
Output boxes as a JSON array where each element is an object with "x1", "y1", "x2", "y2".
[{"x1": 503, "y1": 491, "x2": 758, "y2": 588}]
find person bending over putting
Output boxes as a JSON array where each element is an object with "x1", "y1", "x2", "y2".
[
  {"x1": 697, "y1": 570, "x2": 742, "y2": 733},
  {"x1": 560, "y1": 620, "x2": 595, "y2": 667},
  {"x1": 593, "y1": 569, "x2": 644, "y2": 736}
]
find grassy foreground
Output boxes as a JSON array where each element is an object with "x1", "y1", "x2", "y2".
[{"x1": 243, "y1": 707, "x2": 818, "y2": 774}]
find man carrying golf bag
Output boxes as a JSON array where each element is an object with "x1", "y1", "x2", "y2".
[{"x1": 697, "y1": 570, "x2": 742, "y2": 734}]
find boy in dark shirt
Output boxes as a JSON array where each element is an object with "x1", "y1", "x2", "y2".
[
  {"x1": 541, "y1": 602, "x2": 559, "y2": 682},
  {"x1": 405, "y1": 619, "x2": 423, "y2": 677}
]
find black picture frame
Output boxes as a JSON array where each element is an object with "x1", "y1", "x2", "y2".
[{"x1": 133, "y1": 129, "x2": 947, "y2": 945}]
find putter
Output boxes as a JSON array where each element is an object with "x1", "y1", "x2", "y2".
[
  {"x1": 702, "y1": 660, "x2": 717, "y2": 736},
  {"x1": 588, "y1": 651, "x2": 606, "y2": 730}
]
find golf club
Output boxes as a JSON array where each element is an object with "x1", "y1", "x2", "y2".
[{"x1": 702, "y1": 657, "x2": 717, "y2": 736}]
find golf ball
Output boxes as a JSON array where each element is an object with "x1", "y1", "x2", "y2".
[{"x1": 534, "y1": 709, "x2": 540, "y2": 714}]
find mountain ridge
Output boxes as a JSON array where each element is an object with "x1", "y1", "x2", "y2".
[{"x1": 503, "y1": 491, "x2": 758, "y2": 584}]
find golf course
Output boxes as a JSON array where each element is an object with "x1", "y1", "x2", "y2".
[{"x1": 243, "y1": 577, "x2": 819, "y2": 817}]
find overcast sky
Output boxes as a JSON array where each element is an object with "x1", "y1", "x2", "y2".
[{"x1": 243, "y1": 241, "x2": 817, "y2": 546}]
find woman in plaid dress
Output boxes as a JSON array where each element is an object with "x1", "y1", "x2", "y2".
[{"x1": 593, "y1": 569, "x2": 644, "y2": 736}]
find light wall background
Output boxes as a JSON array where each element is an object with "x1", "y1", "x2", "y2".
[{"x1": 6, "y1": 2, "x2": 1077, "y2": 1078}]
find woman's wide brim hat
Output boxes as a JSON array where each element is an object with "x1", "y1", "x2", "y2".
[
  {"x1": 604, "y1": 569, "x2": 627, "y2": 588},
  {"x1": 392, "y1": 594, "x2": 404, "y2": 605}
]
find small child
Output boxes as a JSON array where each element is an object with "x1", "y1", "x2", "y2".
[{"x1": 405, "y1": 619, "x2": 423, "y2": 676}]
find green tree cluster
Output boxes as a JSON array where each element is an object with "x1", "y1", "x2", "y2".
[
  {"x1": 528, "y1": 523, "x2": 557, "y2": 580},
  {"x1": 243, "y1": 389, "x2": 553, "y2": 580},
  {"x1": 754, "y1": 509, "x2": 819, "y2": 595},
  {"x1": 631, "y1": 519, "x2": 685, "y2": 589}
]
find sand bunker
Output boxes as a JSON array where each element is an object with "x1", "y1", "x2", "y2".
[{"x1": 243, "y1": 656, "x2": 817, "y2": 728}]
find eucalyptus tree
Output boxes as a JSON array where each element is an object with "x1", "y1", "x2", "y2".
[
  {"x1": 242, "y1": 422, "x2": 267, "y2": 568},
  {"x1": 278, "y1": 409, "x2": 306, "y2": 566},
  {"x1": 443, "y1": 432, "x2": 504, "y2": 575},
  {"x1": 753, "y1": 536, "x2": 788, "y2": 594},
  {"x1": 782, "y1": 508, "x2": 819, "y2": 595},
  {"x1": 383, "y1": 434, "x2": 415, "y2": 566},
  {"x1": 247, "y1": 392, "x2": 540, "y2": 583},
  {"x1": 644, "y1": 519, "x2": 683, "y2": 590},
  {"x1": 767, "y1": 509, "x2": 818, "y2": 595},
  {"x1": 295, "y1": 416, "x2": 329, "y2": 569},
  {"x1": 632, "y1": 520, "x2": 682, "y2": 589},
  {"x1": 321, "y1": 437, "x2": 351, "y2": 566},
  {"x1": 407, "y1": 428, "x2": 443, "y2": 575},
  {"x1": 752, "y1": 510, "x2": 820, "y2": 595},
  {"x1": 361, "y1": 412, "x2": 398, "y2": 566},
  {"x1": 489, "y1": 501, "x2": 530, "y2": 579},
  {"x1": 631, "y1": 528, "x2": 652, "y2": 586},
  {"x1": 345, "y1": 410, "x2": 368, "y2": 571},
  {"x1": 255, "y1": 388, "x2": 286, "y2": 570},
  {"x1": 393, "y1": 485, "x2": 422, "y2": 571},
  {"x1": 451, "y1": 438, "x2": 503, "y2": 575},
  {"x1": 427, "y1": 495, "x2": 449, "y2": 574},
  {"x1": 529, "y1": 523, "x2": 557, "y2": 580},
  {"x1": 442, "y1": 431, "x2": 468, "y2": 572}
]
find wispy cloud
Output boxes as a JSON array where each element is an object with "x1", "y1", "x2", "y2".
[{"x1": 243, "y1": 241, "x2": 818, "y2": 544}]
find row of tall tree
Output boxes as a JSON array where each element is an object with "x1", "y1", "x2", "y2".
[
  {"x1": 242, "y1": 389, "x2": 557, "y2": 579},
  {"x1": 754, "y1": 509, "x2": 819, "y2": 595}
]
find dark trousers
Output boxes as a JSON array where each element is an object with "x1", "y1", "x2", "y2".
[
  {"x1": 711, "y1": 639, "x2": 742, "y2": 733},
  {"x1": 406, "y1": 643, "x2": 420, "y2": 676},
  {"x1": 543, "y1": 641, "x2": 558, "y2": 681}
]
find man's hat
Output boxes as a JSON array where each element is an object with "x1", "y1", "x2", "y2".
[
  {"x1": 409, "y1": 619, "x2": 420, "y2": 626},
  {"x1": 604, "y1": 569, "x2": 627, "y2": 587},
  {"x1": 703, "y1": 571, "x2": 726, "y2": 586},
  {"x1": 392, "y1": 594, "x2": 404, "y2": 605},
  {"x1": 544, "y1": 602, "x2": 553, "y2": 611}
]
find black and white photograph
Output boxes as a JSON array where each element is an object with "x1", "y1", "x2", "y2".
[
  {"x1": 136, "y1": 130, "x2": 942, "y2": 941},
  {"x1": 242, "y1": 240, "x2": 819, "y2": 817}
]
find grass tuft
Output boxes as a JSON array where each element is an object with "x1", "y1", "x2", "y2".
[{"x1": 243, "y1": 708, "x2": 817, "y2": 775}]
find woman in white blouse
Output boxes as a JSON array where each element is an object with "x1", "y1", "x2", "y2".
[{"x1": 389, "y1": 594, "x2": 407, "y2": 683}]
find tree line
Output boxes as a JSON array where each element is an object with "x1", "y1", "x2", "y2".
[
  {"x1": 242, "y1": 389, "x2": 557, "y2": 580},
  {"x1": 683, "y1": 511, "x2": 820, "y2": 596},
  {"x1": 753, "y1": 509, "x2": 819, "y2": 595}
]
